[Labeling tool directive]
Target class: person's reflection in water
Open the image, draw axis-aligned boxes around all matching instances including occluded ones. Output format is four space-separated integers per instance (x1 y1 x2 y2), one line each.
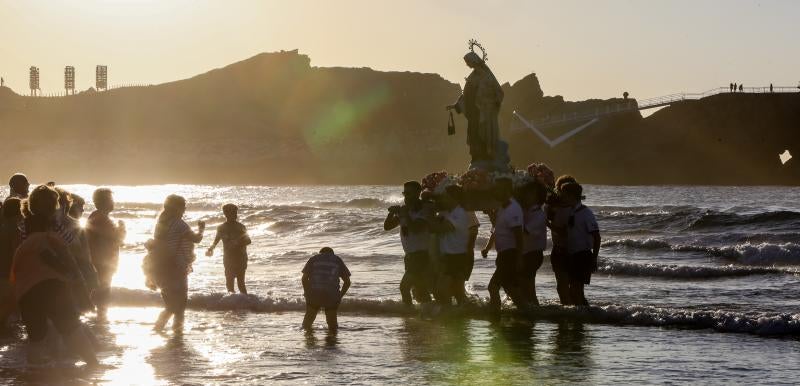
550 321 593 383
398 317 471 363
147 333 208 383
304 329 339 349
488 318 536 365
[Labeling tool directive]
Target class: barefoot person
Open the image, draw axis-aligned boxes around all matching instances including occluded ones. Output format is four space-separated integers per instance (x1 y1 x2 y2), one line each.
10 185 97 365
561 182 601 306
146 194 204 332
206 204 251 294
487 178 526 311
302 247 351 332
384 181 434 307
86 188 126 316
431 185 472 307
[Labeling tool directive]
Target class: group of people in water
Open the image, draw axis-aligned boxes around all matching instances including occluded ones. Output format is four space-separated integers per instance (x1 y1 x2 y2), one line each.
384 176 600 311
0 168 601 366
0 173 261 365
385 174 601 314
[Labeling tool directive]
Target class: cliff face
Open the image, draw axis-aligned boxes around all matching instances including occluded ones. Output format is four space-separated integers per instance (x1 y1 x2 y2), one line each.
0 51 797 185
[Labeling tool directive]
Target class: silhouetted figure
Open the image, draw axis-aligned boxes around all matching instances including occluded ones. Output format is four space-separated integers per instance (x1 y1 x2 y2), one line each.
729 83 734 92
561 182 601 306
52 188 97 314
547 175 579 305
622 91 629 100
733 83 737 93
430 185 472 307
206 204 251 294
384 181 434 306
7 173 30 200
11 185 97 365
770 83 773 93
302 247 351 332
0 77 4 87
86 188 126 316
146 194 205 332
519 182 548 306
739 84 744 92
0 198 22 329
447 46 506 169
487 178 526 312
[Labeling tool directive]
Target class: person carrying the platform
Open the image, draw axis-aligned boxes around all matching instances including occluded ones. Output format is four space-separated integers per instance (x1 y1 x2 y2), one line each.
519 182 548 306
547 175 578 305
561 182 601 306
384 181 434 307
487 178 526 311
430 185 472 306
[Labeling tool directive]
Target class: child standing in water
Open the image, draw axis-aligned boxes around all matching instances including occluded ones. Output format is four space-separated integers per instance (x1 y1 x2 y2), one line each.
561 182 601 306
206 204 251 294
302 247 351 332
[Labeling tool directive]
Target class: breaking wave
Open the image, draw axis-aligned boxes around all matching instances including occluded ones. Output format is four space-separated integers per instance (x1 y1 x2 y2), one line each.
108 289 800 336
597 259 797 279
603 239 800 266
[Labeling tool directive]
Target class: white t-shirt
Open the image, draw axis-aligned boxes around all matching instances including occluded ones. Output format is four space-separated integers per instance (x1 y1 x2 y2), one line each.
494 198 524 253
566 204 599 254
439 206 471 255
399 205 431 254
523 205 547 253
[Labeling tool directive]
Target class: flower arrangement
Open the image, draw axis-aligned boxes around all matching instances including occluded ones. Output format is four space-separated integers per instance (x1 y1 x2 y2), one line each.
527 162 555 188
459 169 491 191
422 171 449 193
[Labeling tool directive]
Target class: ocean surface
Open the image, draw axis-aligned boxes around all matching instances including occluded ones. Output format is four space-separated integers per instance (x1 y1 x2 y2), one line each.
1 184 799 385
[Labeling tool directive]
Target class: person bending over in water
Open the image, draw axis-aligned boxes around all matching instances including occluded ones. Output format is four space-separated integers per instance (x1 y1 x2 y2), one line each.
302 247 351 332
206 204 251 294
11 185 97 365
86 188 126 316
561 182 600 306
384 181 434 307
147 194 205 332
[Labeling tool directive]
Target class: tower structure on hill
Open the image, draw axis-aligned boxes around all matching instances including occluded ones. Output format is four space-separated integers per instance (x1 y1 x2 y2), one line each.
96 65 108 91
29 66 40 96
65 66 75 95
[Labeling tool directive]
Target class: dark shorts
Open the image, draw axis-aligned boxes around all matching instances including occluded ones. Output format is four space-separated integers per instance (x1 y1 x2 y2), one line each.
550 246 569 274
568 250 596 285
224 254 248 276
522 250 544 277
19 279 81 342
404 251 430 276
495 249 519 286
441 253 472 281
305 291 341 309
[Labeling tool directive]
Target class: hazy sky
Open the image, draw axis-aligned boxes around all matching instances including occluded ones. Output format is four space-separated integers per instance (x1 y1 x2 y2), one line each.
1 0 798 100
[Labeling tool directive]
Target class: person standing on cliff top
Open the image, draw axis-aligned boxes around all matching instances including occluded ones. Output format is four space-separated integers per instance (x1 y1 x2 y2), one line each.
447 42 505 168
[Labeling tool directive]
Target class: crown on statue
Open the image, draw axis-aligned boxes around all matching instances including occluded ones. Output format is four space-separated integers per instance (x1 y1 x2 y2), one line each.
468 39 488 62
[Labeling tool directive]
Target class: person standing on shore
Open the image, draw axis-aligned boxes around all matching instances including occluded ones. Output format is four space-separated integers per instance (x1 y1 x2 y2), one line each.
86 188 126 316
384 181 434 307
147 195 204 332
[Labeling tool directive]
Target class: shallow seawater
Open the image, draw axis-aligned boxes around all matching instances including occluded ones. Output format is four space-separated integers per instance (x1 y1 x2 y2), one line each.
1 184 799 384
